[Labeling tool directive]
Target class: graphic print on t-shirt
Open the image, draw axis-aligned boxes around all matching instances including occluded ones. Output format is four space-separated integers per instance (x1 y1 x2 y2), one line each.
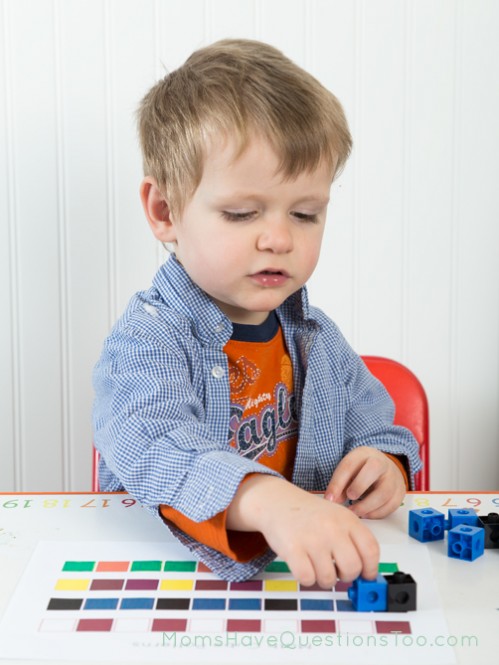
224 323 298 476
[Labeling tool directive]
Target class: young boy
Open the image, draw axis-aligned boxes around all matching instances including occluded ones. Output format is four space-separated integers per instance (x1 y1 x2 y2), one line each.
93 39 422 585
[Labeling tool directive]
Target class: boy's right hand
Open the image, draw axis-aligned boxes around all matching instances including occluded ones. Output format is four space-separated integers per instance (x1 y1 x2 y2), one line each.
226 475 379 588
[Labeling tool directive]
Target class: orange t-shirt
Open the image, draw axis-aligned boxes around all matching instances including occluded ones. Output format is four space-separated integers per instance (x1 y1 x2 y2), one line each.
159 313 298 561
159 313 409 562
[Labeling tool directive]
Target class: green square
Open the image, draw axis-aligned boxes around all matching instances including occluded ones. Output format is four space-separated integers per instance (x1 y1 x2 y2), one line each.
62 561 96 572
264 561 291 573
164 560 197 572
130 560 162 572
378 562 399 574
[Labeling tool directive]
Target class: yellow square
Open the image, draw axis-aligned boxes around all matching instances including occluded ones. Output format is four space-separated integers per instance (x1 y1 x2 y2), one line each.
159 579 194 591
55 578 90 591
264 580 298 592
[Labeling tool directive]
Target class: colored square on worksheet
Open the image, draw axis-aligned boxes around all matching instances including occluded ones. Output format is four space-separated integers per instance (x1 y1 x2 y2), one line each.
226 619 261 632
378 562 399 573
156 598 191 610
264 579 298 592
120 598 155 610
228 598 261 611
264 599 298 611
197 562 212 573
130 560 162 572
300 599 334 612
47 598 83 611
159 579 194 591
301 619 336 633
164 560 197 572
376 620 411 634
152 618 187 632
125 579 159 591
76 619 113 632
192 598 226 611
229 580 263 592
55 578 90 591
90 579 124 591
62 561 95 572
95 561 129 572
264 561 291 573
195 579 228 591
84 598 119 611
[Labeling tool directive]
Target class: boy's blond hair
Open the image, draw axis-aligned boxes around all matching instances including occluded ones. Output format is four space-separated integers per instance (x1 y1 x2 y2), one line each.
138 39 352 216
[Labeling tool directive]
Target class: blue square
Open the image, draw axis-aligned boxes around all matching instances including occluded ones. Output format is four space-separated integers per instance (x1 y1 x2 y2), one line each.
192 598 226 610
120 598 155 610
228 598 261 611
336 599 355 612
84 598 119 610
300 599 334 611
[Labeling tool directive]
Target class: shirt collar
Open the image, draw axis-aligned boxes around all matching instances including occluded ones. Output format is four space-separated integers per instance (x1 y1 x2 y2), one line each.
153 253 312 345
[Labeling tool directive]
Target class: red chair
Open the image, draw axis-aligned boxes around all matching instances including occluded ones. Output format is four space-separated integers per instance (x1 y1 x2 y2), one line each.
93 356 429 492
92 447 100 492
362 356 429 491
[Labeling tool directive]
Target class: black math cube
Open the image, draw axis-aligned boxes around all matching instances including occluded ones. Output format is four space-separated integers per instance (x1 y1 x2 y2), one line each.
478 512 499 549
383 571 417 612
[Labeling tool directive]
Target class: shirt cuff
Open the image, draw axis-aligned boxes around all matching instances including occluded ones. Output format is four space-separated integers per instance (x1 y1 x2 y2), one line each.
384 453 410 490
158 475 268 563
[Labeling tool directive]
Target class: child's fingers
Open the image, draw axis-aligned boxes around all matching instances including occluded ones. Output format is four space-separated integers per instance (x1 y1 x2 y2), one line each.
341 455 385 502
348 485 385 517
284 550 317 589
350 527 380 581
360 498 398 520
324 454 364 503
352 485 404 519
331 541 364 583
306 550 338 589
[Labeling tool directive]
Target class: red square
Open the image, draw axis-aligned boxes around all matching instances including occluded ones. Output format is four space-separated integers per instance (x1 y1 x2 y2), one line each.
227 619 261 632
301 620 336 633
152 619 187 632
375 621 411 634
76 619 113 632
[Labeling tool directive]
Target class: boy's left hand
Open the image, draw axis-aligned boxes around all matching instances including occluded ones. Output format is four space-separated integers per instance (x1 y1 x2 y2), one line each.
324 447 406 519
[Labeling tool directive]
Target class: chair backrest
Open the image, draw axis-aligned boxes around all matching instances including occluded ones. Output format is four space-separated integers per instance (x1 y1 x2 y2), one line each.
92 446 100 492
92 356 430 492
361 355 429 491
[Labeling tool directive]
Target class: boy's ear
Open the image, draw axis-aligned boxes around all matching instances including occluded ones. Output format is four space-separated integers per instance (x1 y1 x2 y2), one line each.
139 176 177 243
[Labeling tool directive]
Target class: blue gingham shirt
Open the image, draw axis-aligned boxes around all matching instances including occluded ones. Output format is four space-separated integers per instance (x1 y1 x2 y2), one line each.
93 255 422 580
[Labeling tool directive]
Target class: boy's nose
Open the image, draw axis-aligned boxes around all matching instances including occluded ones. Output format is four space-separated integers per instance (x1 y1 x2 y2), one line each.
256 218 293 254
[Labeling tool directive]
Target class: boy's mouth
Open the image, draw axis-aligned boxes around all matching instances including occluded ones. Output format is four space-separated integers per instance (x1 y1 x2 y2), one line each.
250 269 290 287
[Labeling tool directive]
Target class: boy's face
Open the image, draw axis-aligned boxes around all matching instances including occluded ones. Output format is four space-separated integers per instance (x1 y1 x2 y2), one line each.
146 135 333 324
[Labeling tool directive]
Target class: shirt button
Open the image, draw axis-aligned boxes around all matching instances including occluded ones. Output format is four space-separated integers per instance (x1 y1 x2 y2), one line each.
143 304 158 317
214 322 224 333
211 365 225 379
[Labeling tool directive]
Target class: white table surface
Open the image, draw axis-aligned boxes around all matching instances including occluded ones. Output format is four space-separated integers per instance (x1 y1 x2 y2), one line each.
0 491 498 664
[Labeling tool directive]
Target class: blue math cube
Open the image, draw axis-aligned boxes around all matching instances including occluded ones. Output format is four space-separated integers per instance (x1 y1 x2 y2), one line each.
347 575 388 612
447 524 484 561
408 508 445 542
446 508 479 530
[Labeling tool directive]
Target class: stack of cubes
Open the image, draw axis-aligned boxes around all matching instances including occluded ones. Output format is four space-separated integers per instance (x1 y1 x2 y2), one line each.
347 571 417 612
408 507 499 561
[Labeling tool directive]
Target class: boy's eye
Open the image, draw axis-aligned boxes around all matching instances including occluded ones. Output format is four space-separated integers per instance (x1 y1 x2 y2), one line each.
221 210 256 222
292 211 319 223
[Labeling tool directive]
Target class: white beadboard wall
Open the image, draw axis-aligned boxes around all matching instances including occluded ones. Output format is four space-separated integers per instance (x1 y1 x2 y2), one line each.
1 0 498 492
